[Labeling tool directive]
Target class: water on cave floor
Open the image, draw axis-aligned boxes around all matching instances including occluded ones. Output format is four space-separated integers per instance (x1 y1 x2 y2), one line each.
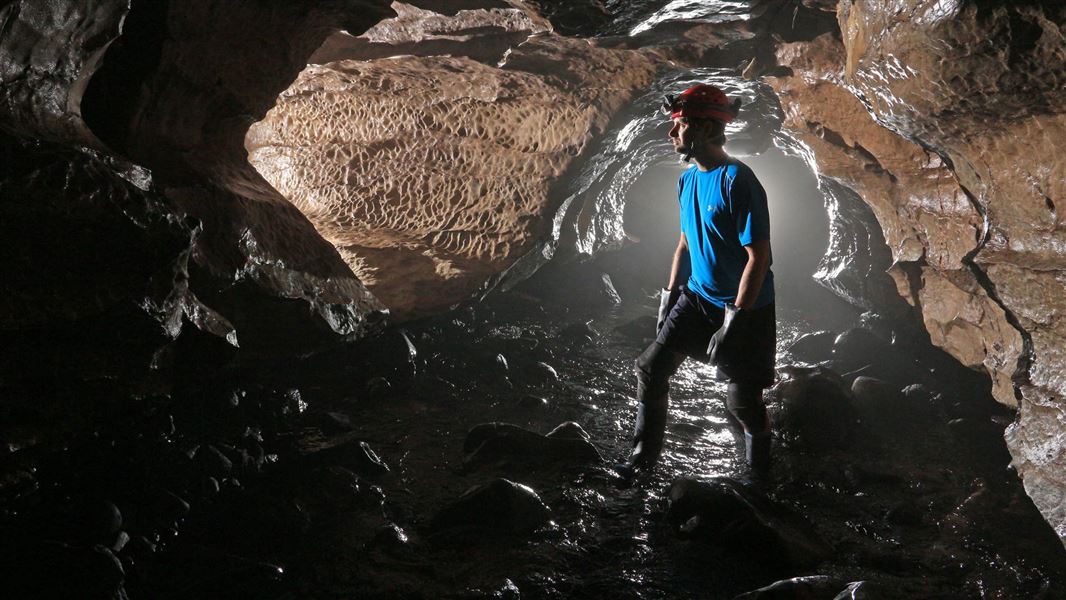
130 146 1062 599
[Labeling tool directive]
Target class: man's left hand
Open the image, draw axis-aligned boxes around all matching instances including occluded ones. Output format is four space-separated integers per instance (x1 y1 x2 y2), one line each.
707 304 743 365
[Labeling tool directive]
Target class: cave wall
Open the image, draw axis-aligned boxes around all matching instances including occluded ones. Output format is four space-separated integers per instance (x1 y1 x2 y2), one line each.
769 0 1066 542
247 18 656 319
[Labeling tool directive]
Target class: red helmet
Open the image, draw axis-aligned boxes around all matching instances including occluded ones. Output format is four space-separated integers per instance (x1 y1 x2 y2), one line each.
661 83 741 122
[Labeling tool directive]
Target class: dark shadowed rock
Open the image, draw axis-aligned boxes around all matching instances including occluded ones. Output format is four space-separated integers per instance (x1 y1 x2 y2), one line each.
786 330 836 363
516 394 550 410
429 478 551 539
463 422 602 471
734 575 843 599
668 478 830 570
294 466 384 514
560 321 597 341
832 328 918 383
773 369 858 451
294 432 390 478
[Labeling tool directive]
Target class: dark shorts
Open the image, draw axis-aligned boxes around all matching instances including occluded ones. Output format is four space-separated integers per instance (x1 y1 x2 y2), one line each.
656 288 776 388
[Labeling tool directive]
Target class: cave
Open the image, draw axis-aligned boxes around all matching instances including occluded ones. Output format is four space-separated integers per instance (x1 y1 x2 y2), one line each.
2 1 1065 598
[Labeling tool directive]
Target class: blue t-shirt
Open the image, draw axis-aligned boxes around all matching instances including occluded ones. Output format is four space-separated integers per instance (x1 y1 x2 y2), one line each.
677 160 774 308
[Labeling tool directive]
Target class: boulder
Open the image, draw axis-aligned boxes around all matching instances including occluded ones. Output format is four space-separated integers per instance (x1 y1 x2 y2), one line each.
773 369 858 451
786 330 836 363
463 422 602 471
429 478 551 538
668 478 830 571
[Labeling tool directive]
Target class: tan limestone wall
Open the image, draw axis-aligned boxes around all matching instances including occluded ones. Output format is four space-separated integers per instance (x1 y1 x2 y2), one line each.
771 0 1066 543
248 34 656 320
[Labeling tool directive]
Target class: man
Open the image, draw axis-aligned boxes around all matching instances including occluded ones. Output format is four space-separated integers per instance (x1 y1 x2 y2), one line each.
617 83 776 479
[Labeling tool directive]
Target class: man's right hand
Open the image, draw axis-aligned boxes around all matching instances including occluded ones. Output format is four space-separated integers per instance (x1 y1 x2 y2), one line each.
657 288 681 335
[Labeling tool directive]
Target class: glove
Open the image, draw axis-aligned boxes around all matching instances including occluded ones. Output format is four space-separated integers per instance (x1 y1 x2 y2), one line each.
656 288 681 335
707 303 743 366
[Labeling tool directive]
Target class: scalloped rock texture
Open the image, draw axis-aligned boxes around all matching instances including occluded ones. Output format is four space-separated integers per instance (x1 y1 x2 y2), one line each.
248 29 656 319
771 1 1066 542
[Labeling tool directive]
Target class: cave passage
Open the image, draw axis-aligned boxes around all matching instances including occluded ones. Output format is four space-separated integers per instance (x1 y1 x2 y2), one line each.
4 0 1066 598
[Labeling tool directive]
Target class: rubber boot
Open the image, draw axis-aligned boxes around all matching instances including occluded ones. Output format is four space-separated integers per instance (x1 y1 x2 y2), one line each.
615 391 668 480
744 429 771 478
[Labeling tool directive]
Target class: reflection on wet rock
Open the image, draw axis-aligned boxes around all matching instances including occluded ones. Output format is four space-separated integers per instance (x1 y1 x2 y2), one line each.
733 575 842 600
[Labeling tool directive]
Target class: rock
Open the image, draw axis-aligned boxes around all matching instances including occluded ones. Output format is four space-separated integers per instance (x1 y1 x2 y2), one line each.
560 321 597 341
494 578 521 599
68 498 123 546
429 479 551 538
308 410 354 433
368 522 411 553
110 531 130 553
516 395 549 410
527 361 559 384
850 376 904 424
365 376 393 398
668 478 830 570
295 466 384 514
832 328 893 375
297 434 390 478
462 422 602 471
773 369 858 451
857 311 895 343
599 273 622 306
734 575 843 599
156 490 191 522
545 421 591 441
194 444 234 477
786 330 836 363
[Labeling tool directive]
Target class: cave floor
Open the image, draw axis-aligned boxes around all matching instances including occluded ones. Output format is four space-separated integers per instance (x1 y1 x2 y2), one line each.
4 267 1066 599
154 287 1066 597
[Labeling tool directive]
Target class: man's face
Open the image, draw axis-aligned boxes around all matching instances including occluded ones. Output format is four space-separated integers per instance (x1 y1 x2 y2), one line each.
668 118 697 155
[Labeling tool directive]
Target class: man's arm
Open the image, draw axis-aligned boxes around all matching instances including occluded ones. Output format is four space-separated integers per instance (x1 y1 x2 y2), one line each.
667 232 690 290
735 239 771 309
